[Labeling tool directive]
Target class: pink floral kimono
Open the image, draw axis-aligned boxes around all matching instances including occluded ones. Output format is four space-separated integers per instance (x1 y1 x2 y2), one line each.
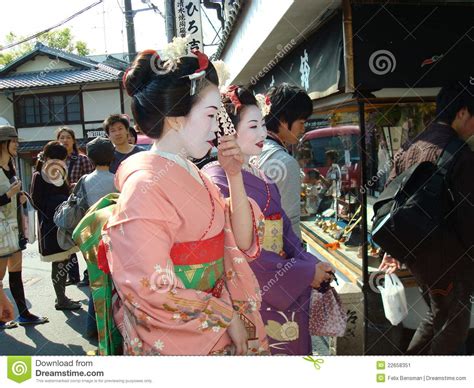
102 152 269 355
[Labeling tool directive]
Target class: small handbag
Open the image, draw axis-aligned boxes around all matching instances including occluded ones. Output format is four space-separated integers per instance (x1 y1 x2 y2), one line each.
54 177 89 232
309 286 347 337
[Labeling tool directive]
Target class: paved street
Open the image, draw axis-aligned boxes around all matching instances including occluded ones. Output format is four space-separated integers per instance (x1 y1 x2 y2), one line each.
0 242 97 356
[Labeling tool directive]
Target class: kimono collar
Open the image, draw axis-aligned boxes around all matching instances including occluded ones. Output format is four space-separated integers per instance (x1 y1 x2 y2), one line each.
150 149 203 185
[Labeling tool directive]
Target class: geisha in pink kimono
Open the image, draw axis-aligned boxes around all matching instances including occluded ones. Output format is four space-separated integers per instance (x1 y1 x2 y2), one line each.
203 86 335 355
101 50 269 355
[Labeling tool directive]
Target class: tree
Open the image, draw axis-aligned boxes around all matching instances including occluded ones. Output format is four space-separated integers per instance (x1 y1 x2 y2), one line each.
0 28 91 66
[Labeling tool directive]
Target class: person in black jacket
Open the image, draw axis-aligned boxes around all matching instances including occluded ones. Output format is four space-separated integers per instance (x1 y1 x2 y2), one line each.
380 82 474 355
30 141 81 310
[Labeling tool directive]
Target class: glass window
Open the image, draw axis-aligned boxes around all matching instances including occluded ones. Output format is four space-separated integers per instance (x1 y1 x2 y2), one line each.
17 93 82 126
307 134 360 168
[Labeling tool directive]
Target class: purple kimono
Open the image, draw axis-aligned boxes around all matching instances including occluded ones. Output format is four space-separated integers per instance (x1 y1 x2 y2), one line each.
204 163 319 355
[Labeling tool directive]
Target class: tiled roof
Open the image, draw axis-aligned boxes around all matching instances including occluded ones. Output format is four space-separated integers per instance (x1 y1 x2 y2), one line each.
212 0 244 60
18 138 90 153
0 43 123 90
0 67 121 90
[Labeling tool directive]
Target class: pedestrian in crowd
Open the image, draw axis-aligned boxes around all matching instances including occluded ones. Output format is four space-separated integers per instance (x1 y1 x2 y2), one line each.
255 83 313 238
81 136 118 338
57 127 94 286
203 85 334 355
103 114 144 174
317 150 342 213
30 141 81 310
0 125 48 328
379 82 474 355
305 169 323 216
128 126 138 145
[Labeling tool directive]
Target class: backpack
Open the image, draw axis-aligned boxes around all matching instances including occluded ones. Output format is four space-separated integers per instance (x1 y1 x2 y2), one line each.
54 177 89 250
371 137 465 264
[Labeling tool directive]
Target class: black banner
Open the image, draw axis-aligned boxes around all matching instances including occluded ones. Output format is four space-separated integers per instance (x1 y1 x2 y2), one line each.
352 4 474 90
253 12 344 97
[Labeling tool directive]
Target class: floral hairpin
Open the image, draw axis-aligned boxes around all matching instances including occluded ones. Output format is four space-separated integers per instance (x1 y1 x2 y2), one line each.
212 60 230 88
162 37 188 71
255 93 272 117
216 105 237 144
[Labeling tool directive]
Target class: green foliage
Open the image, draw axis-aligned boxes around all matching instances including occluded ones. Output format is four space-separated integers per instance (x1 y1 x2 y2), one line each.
0 28 91 66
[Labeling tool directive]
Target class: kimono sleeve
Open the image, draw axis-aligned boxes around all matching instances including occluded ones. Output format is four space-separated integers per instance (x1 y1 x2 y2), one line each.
205 167 263 262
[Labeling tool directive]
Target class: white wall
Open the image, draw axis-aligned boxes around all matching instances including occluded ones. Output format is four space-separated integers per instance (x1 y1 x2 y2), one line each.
82 89 121 122
18 124 83 142
0 94 15 124
14 55 74 73
123 93 133 121
222 0 293 82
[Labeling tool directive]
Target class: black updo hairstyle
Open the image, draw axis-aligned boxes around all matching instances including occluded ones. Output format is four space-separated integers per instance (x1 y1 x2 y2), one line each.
265 83 313 134
221 85 258 129
123 49 219 139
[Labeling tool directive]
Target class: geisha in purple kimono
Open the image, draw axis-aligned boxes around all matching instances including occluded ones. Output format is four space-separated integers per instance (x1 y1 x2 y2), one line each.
203 86 335 355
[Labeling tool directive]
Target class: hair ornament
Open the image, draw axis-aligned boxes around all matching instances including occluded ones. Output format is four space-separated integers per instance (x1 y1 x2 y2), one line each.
255 93 272 117
216 104 237 144
212 60 230 88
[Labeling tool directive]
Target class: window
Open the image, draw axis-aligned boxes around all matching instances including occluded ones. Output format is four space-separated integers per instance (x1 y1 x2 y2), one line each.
306 135 360 168
16 93 81 126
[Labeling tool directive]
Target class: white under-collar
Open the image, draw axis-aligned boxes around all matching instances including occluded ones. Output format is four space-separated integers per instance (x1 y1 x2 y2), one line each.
149 149 203 185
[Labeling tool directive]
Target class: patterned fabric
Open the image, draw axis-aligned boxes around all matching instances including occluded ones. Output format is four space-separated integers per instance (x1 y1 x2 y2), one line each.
72 193 123 356
101 152 269 355
204 164 319 355
171 232 225 291
262 214 284 256
67 152 94 185
309 288 347 337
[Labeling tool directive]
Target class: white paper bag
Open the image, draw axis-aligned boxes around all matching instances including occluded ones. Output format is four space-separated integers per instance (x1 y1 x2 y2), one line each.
22 199 36 244
377 274 408 326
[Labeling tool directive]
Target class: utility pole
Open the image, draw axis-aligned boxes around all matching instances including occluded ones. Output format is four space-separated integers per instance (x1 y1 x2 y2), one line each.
124 0 137 62
164 0 175 43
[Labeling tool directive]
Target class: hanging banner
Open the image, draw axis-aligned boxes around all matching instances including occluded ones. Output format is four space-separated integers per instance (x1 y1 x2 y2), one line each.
252 13 344 99
175 0 204 52
352 3 474 89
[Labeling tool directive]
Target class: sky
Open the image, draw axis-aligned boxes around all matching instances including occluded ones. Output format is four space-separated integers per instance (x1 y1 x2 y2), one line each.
1 0 220 57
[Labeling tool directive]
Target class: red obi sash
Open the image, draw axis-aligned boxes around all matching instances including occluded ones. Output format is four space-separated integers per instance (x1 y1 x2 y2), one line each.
170 231 225 298
170 230 225 265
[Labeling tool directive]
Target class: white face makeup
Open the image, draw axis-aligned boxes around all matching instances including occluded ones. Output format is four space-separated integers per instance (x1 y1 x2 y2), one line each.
179 84 220 159
235 105 267 158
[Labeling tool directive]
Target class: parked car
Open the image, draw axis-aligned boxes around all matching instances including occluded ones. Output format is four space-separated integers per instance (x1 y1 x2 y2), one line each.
297 125 361 191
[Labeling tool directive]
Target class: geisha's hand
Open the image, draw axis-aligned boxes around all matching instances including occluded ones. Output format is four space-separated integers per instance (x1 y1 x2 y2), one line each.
311 262 335 289
228 312 248 355
218 135 244 177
